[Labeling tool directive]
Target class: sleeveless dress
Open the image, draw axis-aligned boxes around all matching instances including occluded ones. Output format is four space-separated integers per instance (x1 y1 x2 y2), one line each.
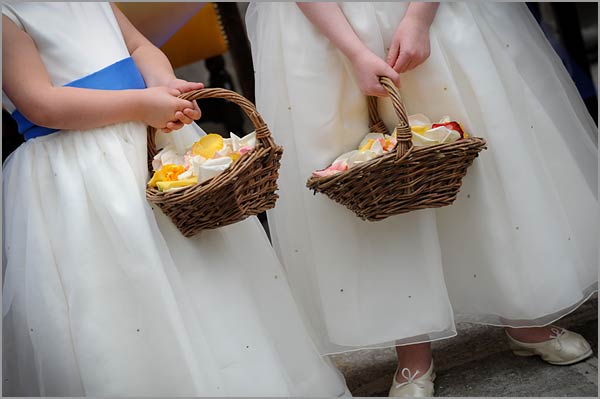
246 2 598 355
2 3 349 396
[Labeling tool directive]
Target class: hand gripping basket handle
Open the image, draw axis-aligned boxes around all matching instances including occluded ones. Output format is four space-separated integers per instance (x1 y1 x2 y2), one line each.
367 76 413 159
147 88 275 159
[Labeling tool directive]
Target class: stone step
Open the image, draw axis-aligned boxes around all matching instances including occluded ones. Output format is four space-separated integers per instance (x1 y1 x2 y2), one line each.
332 295 598 397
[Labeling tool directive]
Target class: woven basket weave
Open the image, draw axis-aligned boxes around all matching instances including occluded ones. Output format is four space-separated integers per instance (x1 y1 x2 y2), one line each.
147 88 283 237
306 77 487 221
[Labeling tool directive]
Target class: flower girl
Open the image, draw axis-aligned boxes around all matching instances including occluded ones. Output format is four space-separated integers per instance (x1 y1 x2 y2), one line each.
247 2 597 396
2 2 348 396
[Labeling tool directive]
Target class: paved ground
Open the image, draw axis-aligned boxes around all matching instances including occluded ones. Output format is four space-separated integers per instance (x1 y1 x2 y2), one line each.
332 295 598 397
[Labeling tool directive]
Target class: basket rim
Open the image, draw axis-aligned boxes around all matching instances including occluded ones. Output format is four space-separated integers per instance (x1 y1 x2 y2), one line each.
306 136 487 187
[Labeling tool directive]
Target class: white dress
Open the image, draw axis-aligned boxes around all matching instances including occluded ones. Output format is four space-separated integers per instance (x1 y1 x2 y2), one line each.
2 3 349 396
246 2 598 355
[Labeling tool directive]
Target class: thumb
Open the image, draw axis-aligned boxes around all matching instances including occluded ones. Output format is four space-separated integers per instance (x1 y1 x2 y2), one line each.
179 81 205 93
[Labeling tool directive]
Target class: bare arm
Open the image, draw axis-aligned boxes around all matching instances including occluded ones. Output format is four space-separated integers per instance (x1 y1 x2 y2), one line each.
404 2 439 28
387 2 439 72
297 2 399 96
111 3 177 88
297 2 369 64
110 4 203 130
2 16 193 131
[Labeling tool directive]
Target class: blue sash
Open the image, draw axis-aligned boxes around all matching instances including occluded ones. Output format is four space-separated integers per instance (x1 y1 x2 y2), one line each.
11 57 147 141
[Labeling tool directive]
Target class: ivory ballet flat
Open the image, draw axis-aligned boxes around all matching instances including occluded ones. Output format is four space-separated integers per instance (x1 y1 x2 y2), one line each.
506 327 593 365
388 361 436 397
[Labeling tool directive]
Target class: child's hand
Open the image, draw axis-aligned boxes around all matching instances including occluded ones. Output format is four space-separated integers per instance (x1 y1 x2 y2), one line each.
386 16 432 73
140 86 196 131
350 49 400 97
166 78 204 94
164 79 204 132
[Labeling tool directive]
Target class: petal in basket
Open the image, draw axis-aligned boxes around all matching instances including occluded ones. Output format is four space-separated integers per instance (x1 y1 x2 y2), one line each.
311 114 467 178
148 132 256 193
306 76 486 221
146 87 283 237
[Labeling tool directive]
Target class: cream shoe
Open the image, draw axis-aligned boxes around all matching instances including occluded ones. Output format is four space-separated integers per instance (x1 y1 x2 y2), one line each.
388 361 436 397
506 327 593 365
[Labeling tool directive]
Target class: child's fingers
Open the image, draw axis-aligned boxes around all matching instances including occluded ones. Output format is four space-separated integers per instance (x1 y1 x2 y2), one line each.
176 98 194 111
175 111 193 125
393 50 411 73
166 120 184 132
367 79 388 97
371 86 387 97
386 42 400 67
183 106 201 121
404 60 416 72
177 81 205 93
379 65 400 88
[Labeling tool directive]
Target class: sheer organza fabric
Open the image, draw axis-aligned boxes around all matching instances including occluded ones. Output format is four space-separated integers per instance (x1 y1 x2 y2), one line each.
2 3 348 396
246 2 598 355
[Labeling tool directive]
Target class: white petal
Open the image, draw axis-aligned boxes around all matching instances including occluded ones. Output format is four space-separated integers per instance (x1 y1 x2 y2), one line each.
370 139 384 155
423 126 453 142
197 157 233 183
441 130 461 143
347 150 377 166
178 169 194 180
239 131 257 149
333 150 359 164
408 113 431 127
412 132 438 147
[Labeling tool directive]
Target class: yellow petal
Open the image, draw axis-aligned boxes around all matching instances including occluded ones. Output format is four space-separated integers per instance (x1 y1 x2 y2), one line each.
458 122 469 138
359 139 374 152
192 134 224 159
157 177 198 192
148 170 165 188
147 164 185 188
228 152 241 162
411 125 429 135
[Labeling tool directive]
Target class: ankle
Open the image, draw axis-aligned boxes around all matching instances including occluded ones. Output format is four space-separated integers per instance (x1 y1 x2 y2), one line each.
505 326 560 343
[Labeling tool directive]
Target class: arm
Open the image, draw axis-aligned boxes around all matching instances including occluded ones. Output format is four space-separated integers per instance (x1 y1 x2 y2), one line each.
111 3 180 88
387 2 439 73
2 16 193 131
297 2 399 96
111 3 202 131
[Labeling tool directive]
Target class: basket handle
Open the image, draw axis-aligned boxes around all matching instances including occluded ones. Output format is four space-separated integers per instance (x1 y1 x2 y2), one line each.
147 87 275 160
367 76 413 158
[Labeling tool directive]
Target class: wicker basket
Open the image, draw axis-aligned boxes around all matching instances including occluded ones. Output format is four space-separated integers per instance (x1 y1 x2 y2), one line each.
306 77 487 221
147 88 283 237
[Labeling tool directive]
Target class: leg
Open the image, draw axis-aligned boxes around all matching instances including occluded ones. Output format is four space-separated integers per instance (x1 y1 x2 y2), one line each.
505 325 562 343
389 342 436 397
394 343 433 383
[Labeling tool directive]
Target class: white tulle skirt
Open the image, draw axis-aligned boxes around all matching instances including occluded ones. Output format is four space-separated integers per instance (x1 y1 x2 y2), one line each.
246 2 598 355
2 122 348 396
